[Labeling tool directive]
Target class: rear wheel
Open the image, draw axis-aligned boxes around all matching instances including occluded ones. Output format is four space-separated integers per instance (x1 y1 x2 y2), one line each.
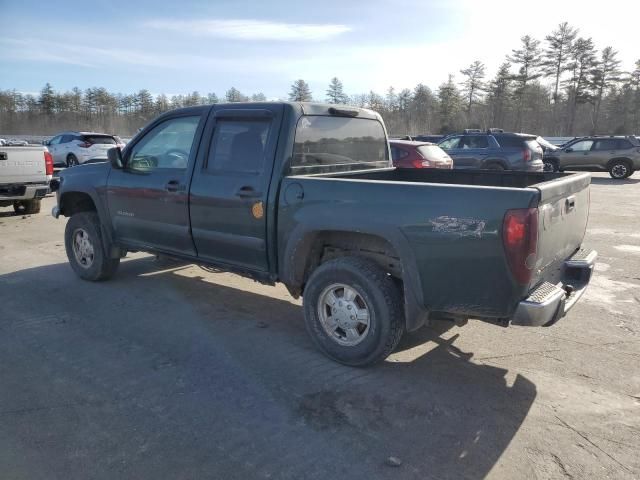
608 159 632 179
303 256 404 367
13 199 41 215
65 211 119 281
66 154 79 168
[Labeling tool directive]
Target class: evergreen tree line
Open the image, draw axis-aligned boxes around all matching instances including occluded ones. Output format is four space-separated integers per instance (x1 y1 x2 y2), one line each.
1 22 639 137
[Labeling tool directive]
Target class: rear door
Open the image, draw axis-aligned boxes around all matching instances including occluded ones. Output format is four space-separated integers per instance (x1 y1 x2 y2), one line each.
591 138 619 168
459 135 490 168
107 110 207 255
189 104 283 271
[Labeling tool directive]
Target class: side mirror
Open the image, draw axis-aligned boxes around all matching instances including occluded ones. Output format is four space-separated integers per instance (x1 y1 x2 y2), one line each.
108 146 124 169
564 147 573 153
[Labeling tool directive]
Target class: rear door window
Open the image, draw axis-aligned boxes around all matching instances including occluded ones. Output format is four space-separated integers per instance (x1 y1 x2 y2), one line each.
592 139 618 150
461 136 488 149
390 145 409 160
206 119 272 174
496 136 526 148
616 139 633 150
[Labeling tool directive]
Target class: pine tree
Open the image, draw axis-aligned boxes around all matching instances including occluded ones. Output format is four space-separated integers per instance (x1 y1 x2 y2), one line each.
542 22 577 104
385 86 398 111
591 46 622 133
508 35 542 130
39 83 55 116
325 77 348 104
459 60 486 115
486 62 512 127
289 79 312 102
564 37 597 134
206 92 219 104
251 92 267 101
437 75 462 133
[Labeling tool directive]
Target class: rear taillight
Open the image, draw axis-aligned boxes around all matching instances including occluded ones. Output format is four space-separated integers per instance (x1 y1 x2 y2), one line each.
523 148 531 162
78 141 92 148
44 151 54 175
503 208 538 284
411 159 431 168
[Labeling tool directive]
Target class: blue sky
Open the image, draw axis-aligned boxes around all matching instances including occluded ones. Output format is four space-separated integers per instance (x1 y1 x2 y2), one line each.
2 0 639 99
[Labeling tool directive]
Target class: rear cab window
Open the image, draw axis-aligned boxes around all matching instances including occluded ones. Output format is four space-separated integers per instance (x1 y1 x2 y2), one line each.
84 135 117 145
291 116 389 174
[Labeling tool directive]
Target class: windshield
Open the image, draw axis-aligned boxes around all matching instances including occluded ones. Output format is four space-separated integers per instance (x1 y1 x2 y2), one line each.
291 115 389 174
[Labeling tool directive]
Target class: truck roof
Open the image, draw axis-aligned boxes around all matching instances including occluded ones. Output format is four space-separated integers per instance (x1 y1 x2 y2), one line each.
167 102 382 121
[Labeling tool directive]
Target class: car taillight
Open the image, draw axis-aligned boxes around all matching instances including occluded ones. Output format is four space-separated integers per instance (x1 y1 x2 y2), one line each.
411 159 433 168
78 141 92 148
503 208 538 285
44 151 54 175
523 148 531 162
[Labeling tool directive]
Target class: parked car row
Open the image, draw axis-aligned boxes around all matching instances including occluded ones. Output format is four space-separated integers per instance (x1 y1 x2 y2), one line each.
0 138 29 146
390 129 639 179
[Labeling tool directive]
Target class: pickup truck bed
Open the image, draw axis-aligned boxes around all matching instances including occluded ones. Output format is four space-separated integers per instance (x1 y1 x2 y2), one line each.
54 102 596 366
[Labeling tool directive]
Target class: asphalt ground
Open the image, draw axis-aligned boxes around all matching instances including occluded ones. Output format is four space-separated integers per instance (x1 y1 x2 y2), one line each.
1 172 639 479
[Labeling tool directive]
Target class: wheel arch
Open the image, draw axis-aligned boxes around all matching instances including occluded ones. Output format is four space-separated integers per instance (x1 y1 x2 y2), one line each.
281 227 428 332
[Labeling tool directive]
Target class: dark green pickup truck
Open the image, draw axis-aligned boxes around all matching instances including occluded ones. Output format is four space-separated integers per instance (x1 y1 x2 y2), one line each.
53 102 596 366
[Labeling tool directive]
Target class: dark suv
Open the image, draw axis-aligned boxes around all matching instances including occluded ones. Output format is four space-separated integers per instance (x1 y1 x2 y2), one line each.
438 129 544 171
543 136 640 179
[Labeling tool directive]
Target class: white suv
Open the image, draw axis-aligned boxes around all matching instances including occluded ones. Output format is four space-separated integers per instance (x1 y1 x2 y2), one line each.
46 131 124 167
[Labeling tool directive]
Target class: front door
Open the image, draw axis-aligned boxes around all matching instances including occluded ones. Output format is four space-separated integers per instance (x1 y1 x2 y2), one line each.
107 112 206 256
189 105 283 271
560 139 594 169
439 135 467 168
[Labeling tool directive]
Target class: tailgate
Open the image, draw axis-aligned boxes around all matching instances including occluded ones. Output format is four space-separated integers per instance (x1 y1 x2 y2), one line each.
532 172 591 287
0 147 47 184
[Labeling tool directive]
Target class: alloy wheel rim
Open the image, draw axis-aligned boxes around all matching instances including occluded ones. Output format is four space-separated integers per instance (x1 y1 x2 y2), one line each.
612 164 627 178
317 283 371 346
72 228 95 268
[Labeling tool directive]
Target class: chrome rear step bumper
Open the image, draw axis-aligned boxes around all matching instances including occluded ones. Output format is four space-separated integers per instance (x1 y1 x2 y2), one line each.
511 249 597 327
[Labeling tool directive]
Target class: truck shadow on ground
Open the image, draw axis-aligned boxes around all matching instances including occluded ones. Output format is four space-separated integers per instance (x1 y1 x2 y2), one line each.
1 257 537 480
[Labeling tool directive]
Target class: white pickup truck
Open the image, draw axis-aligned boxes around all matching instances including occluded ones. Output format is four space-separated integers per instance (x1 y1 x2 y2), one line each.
0 145 53 214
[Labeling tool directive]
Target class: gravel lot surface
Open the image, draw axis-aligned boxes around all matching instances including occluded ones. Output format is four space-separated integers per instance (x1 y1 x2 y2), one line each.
1 172 639 479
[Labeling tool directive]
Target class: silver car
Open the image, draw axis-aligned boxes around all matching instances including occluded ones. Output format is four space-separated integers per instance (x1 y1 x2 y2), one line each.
46 131 124 167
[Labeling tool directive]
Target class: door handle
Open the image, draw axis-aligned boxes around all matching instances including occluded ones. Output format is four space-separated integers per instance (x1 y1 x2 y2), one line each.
165 180 183 192
235 186 262 198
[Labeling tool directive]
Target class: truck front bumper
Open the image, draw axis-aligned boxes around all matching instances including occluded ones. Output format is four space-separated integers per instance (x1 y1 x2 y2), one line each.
511 249 597 327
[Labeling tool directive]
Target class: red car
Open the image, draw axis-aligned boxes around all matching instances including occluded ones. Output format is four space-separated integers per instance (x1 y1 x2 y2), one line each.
389 140 453 169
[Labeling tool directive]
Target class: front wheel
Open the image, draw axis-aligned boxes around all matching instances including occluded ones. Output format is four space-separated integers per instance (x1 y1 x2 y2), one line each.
543 159 559 172
608 159 632 179
303 256 404 367
66 154 79 168
64 211 120 281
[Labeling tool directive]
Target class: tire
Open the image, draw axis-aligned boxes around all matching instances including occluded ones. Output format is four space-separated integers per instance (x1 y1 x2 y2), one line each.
608 159 632 179
543 158 559 173
66 154 79 168
64 211 120 281
13 199 41 215
303 256 404 367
